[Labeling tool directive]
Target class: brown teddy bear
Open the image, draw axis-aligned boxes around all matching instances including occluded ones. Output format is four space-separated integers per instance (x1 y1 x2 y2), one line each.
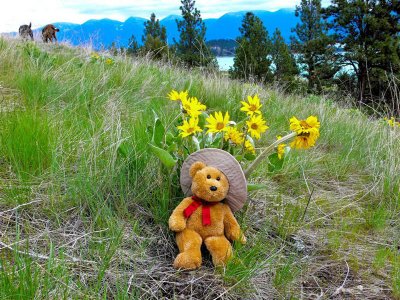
169 149 247 270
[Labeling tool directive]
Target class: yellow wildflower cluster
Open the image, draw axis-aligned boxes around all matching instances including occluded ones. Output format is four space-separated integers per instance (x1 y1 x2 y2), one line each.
383 117 400 127
167 90 320 162
168 90 207 137
90 52 114 65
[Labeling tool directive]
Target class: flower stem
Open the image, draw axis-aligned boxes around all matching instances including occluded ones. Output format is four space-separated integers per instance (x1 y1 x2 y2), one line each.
244 132 296 178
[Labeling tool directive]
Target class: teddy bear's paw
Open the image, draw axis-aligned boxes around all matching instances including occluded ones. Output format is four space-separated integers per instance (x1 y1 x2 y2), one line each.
173 252 201 270
168 218 186 232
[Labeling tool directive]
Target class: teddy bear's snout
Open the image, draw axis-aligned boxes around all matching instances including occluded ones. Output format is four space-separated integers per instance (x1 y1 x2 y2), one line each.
210 186 218 191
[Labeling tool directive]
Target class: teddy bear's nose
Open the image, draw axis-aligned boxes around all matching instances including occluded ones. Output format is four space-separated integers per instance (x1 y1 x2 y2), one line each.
210 186 218 191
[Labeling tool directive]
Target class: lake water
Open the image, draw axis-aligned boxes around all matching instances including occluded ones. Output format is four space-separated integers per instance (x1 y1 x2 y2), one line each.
217 56 234 71
216 56 354 75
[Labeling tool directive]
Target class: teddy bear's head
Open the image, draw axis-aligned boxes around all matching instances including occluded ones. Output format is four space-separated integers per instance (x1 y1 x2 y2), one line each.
189 161 229 202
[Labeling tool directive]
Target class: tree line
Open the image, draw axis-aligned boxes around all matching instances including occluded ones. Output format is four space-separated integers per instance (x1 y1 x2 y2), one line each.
125 0 400 113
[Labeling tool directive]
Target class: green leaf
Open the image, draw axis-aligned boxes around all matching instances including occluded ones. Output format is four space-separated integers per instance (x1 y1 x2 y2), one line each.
167 142 177 153
244 153 256 161
235 154 244 161
268 152 284 172
117 143 129 158
198 112 208 129
152 111 165 147
247 183 269 192
165 132 175 145
211 132 223 148
148 143 177 169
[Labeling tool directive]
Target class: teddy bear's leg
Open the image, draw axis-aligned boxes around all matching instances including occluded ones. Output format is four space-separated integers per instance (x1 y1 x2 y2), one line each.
204 235 232 267
173 228 202 270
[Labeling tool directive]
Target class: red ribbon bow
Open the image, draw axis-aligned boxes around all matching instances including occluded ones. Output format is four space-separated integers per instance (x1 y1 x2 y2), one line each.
183 196 216 226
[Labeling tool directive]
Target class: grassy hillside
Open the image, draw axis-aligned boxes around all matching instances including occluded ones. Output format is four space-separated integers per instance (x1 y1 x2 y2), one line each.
0 37 399 299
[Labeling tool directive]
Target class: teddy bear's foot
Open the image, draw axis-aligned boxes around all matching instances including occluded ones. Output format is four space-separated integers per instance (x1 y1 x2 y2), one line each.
205 236 232 267
173 251 202 270
174 228 202 270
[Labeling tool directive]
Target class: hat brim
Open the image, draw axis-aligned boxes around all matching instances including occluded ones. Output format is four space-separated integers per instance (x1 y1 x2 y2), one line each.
180 148 247 212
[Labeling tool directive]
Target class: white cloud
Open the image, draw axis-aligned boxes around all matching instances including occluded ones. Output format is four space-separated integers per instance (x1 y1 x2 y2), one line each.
0 0 330 33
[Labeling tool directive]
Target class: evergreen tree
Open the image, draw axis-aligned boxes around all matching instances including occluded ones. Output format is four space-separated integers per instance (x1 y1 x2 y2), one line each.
127 35 140 56
175 0 216 67
142 13 168 59
323 0 400 107
230 12 273 82
291 0 339 93
271 28 299 86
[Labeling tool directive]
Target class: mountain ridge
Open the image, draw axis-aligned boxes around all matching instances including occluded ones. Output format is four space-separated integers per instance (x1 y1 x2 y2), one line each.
14 9 298 49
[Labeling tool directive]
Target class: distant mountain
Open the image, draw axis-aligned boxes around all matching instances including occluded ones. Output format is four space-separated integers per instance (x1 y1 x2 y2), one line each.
25 9 298 50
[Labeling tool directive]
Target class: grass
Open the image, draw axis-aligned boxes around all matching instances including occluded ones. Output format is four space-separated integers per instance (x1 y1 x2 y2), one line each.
0 36 399 299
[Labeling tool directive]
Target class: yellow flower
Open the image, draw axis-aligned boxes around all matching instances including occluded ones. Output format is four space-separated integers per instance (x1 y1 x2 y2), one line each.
105 58 114 65
245 139 255 154
224 127 244 145
246 114 269 139
276 136 286 160
91 52 100 60
177 118 202 138
290 116 320 136
289 116 320 149
182 97 206 118
205 111 230 133
168 90 188 101
290 135 317 149
384 117 398 127
240 94 262 116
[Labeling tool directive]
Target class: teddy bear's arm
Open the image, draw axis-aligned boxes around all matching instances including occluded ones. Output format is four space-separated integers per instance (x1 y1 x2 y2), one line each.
168 197 193 232
223 206 246 244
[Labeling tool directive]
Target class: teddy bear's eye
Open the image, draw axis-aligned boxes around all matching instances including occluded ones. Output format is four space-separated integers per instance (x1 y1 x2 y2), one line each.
207 175 211 179
216 177 220 181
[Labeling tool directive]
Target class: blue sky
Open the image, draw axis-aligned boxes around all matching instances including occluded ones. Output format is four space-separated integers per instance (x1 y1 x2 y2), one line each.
1 0 331 32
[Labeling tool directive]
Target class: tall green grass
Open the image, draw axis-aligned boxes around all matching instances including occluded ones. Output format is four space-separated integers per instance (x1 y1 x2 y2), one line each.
0 36 399 298
0 109 53 180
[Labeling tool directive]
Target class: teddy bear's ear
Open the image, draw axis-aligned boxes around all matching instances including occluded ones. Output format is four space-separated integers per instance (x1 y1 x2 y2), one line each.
189 161 206 177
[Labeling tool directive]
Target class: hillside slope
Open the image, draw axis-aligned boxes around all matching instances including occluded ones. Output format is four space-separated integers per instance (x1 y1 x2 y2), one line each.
0 38 399 299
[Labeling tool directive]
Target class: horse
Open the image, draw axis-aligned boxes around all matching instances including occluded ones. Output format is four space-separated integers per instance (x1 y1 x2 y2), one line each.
42 24 60 43
19 23 33 41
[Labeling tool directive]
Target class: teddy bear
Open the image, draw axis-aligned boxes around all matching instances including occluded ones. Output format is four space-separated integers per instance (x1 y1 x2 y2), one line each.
169 148 247 270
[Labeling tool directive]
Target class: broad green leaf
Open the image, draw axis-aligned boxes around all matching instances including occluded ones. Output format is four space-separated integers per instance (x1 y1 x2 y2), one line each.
148 143 177 169
167 143 177 153
244 153 256 161
211 132 223 148
165 132 175 145
152 111 164 147
235 154 244 161
268 152 284 172
247 183 269 192
198 112 208 129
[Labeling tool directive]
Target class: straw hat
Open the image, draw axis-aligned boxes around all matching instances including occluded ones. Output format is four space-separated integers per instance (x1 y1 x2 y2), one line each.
180 148 247 212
